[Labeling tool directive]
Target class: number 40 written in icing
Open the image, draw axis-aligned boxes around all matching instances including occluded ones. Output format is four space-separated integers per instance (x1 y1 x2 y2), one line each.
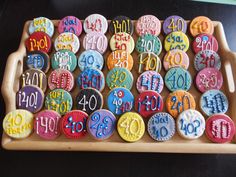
138 53 161 73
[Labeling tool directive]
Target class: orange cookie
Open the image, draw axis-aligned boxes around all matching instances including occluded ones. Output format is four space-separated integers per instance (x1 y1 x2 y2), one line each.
190 16 214 37
166 90 196 118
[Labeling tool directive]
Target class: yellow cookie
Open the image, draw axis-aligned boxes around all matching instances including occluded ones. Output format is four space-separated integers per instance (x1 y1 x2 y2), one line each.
190 16 214 37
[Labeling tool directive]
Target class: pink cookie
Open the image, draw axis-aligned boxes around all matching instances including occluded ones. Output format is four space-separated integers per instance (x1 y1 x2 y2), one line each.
34 110 61 140
48 68 74 91
136 71 164 93
195 67 223 93
58 16 83 36
163 49 189 71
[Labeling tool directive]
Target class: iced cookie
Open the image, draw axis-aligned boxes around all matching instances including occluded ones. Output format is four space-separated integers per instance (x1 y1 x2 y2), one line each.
109 15 133 34
58 16 82 36
29 17 54 37
138 52 161 73
163 15 187 35
190 16 214 37
83 14 108 34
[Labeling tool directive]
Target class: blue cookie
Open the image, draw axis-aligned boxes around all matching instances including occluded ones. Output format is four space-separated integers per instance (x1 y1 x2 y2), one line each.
200 89 228 116
107 87 134 115
147 112 175 141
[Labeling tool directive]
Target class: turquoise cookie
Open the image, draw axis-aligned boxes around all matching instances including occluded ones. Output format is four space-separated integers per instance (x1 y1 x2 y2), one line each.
164 67 192 92
136 34 162 55
106 67 133 90
200 89 228 116
107 87 134 115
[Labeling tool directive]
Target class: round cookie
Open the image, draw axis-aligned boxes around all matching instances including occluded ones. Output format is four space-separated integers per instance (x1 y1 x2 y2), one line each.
61 110 88 139
147 112 175 141
136 34 162 55
16 85 44 113
83 32 108 54
194 50 221 71
190 16 214 37
163 49 189 70
29 17 54 37
3 109 34 139
106 67 133 90
192 33 218 54
177 109 206 139
107 50 133 71
76 88 103 115
54 32 80 53
166 90 196 118
87 109 116 140
107 87 134 115
25 31 51 53
48 69 74 91
136 15 161 36
136 71 164 93
135 90 164 119
138 52 161 73
163 15 187 35
164 31 189 52
51 49 77 72
45 89 73 115
109 15 133 34
34 110 61 140
77 68 105 91
26 51 50 73
195 67 223 93
78 50 104 71
109 32 135 54
58 16 82 36
117 112 145 142
206 114 236 143
83 14 108 34
164 67 192 92
200 89 228 116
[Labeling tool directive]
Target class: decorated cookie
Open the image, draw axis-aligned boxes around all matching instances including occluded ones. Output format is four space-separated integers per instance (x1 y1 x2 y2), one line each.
25 31 51 53
78 50 104 71
190 16 214 37
34 110 61 140
135 90 164 119
77 68 105 91
109 15 133 34
106 67 133 90
29 17 54 37
54 32 80 53
206 114 236 143
51 49 77 72
164 67 192 92
117 112 145 142
163 15 187 35
107 50 133 71
135 15 161 36
87 109 116 140
195 67 223 93
45 89 73 115
48 69 74 91
76 88 103 115
200 89 228 116
163 49 189 70
16 85 44 113
107 87 134 115
61 110 88 139
147 112 175 141
58 16 82 36
138 52 161 73
26 51 50 73
83 14 108 34
166 90 196 118
194 50 221 71
136 34 162 55
83 32 108 54
109 32 135 53
3 109 34 139
177 109 206 139
136 71 164 93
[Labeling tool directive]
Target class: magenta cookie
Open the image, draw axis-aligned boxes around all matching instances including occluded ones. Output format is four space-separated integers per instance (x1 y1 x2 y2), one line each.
58 16 83 36
195 67 223 93
34 110 61 140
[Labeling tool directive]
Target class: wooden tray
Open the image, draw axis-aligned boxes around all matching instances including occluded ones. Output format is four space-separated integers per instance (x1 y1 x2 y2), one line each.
2 20 236 153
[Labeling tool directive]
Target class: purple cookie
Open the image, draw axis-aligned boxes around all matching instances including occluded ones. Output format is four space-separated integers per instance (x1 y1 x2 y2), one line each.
58 16 83 36
163 15 187 35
